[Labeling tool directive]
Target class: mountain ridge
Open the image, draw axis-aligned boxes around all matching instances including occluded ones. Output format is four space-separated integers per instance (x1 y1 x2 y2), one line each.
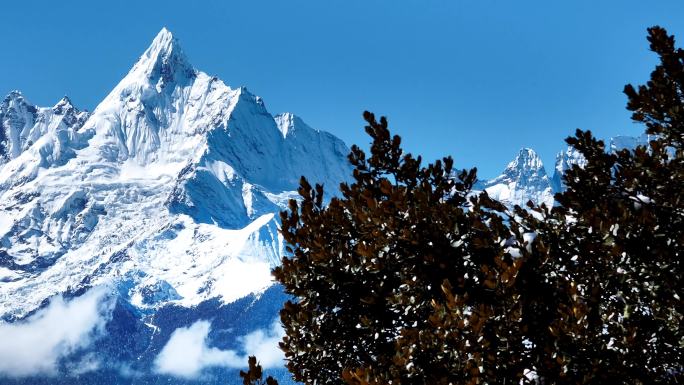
0 28 353 321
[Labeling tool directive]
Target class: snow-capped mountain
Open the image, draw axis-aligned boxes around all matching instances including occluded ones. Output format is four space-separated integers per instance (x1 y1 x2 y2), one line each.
0 91 89 166
481 134 652 209
480 148 555 208
0 28 351 384
551 146 587 193
609 134 652 152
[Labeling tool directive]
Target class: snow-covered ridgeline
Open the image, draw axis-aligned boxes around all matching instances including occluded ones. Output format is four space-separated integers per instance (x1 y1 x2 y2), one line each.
478 135 652 209
0 28 352 319
480 148 554 208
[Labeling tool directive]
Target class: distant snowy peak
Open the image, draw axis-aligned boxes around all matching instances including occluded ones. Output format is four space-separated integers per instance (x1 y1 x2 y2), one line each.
550 134 652 192
480 132 658 210
486 148 549 190
482 148 554 208
609 134 652 152
500 148 546 182
551 146 586 192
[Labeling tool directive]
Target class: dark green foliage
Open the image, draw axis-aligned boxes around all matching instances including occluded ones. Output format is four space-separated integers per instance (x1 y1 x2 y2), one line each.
239 356 279 385
274 111 533 384
510 25 683 383
624 26 684 150
270 26 683 385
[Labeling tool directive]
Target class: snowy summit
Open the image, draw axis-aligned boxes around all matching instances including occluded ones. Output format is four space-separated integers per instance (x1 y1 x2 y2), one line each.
482 148 554 208
0 28 352 319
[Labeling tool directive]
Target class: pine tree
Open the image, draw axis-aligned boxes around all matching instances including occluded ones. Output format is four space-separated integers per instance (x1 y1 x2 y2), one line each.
269 26 683 385
511 26 683 383
274 112 536 384
239 356 279 385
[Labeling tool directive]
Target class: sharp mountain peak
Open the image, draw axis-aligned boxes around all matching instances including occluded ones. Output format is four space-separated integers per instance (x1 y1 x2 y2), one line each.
124 27 195 86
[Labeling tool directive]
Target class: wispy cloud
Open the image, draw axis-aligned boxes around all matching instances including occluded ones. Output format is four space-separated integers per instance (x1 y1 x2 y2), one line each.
153 320 238 378
0 286 114 377
240 319 286 369
65 353 101 376
154 318 284 378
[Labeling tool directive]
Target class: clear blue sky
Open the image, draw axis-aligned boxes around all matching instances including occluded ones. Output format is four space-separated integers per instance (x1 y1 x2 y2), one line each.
1 0 682 178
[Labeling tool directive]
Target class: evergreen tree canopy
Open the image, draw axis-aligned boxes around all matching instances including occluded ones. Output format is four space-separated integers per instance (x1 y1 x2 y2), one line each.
512 25 682 383
275 111 536 384
270 26 683 385
239 356 279 385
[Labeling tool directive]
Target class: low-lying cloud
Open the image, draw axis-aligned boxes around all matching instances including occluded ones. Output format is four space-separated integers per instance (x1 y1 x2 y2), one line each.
0 286 113 377
240 320 286 369
154 319 284 378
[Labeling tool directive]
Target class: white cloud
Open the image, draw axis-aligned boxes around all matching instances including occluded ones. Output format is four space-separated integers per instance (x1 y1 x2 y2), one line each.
65 353 101 376
0 286 113 377
154 318 284 378
240 319 285 368
153 321 239 378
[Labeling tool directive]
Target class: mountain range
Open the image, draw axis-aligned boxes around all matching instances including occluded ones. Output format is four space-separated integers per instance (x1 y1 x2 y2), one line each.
0 28 648 384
